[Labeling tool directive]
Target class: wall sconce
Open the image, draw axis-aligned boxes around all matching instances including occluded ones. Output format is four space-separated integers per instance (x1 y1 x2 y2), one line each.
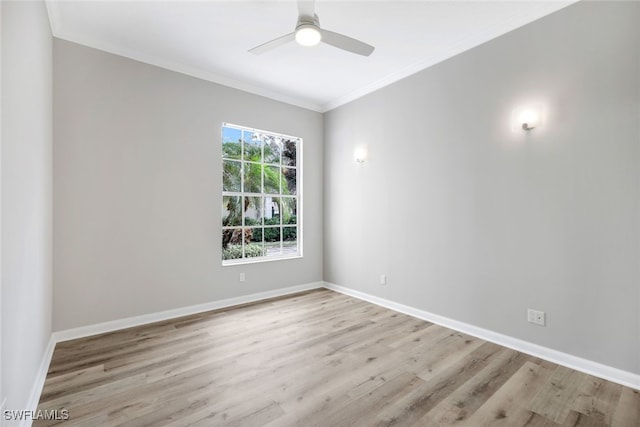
512 106 542 131
354 145 368 164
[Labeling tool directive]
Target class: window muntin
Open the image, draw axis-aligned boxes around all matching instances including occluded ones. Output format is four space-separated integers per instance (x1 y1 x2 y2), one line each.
222 123 301 264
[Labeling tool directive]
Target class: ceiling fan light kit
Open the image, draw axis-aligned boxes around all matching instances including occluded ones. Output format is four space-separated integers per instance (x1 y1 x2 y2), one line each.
249 0 374 56
295 22 322 46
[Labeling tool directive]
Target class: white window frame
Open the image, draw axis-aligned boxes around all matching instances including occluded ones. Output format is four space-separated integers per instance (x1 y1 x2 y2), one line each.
221 123 302 265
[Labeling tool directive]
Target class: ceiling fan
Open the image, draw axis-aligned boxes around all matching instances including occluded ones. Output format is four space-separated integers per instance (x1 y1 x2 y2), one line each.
249 0 375 57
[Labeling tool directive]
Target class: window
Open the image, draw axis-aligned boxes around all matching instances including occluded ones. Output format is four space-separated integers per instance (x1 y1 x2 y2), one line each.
221 123 301 264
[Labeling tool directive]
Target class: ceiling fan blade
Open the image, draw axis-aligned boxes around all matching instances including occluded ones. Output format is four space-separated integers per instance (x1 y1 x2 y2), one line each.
249 32 295 55
320 30 375 56
297 0 315 19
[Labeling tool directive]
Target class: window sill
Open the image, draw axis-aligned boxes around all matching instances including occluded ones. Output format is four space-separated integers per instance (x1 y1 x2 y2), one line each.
222 254 303 267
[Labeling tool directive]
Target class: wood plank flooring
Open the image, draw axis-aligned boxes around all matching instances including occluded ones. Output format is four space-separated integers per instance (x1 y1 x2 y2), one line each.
35 289 639 426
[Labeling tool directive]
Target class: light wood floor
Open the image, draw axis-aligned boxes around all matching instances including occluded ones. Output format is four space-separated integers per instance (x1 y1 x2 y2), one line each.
36 289 639 426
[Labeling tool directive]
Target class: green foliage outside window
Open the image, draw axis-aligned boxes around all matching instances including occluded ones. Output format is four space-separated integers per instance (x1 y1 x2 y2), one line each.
222 124 300 263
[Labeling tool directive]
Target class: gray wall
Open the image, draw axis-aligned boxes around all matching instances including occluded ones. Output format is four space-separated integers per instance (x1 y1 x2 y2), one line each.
324 1 639 374
1 0 53 415
53 40 323 331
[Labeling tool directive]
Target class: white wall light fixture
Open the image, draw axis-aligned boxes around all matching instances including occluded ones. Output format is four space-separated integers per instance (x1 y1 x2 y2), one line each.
354 145 368 164
512 106 542 131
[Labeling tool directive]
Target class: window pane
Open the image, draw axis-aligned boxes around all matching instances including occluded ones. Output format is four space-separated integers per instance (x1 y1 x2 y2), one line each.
245 228 265 258
223 160 241 192
264 197 280 225
252 227 263 243
282 167 296 195
282 198 297 225
263 135 281 165
264 166 281 194
222 228 243 260
221 124 300 264
283 139 296 166
222 127 242 160
243 131 261 162
283 227 297 255
243 162 261 194
244 197 263 226
222 196 241 227
264 227 281 256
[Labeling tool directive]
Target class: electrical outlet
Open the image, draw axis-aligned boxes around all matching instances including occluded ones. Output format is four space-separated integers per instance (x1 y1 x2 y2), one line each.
239 273 245 282
380 274 387 285
527 309 545 326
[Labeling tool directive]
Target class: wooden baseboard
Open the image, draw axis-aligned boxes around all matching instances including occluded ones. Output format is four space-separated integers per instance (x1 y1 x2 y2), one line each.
324 281 640 390
21 282 324 427
53 282 324 343
27 278 636 427
20 336 56 427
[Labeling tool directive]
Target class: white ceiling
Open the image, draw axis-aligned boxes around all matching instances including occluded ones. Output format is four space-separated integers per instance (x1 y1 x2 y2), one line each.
46 1 576 112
